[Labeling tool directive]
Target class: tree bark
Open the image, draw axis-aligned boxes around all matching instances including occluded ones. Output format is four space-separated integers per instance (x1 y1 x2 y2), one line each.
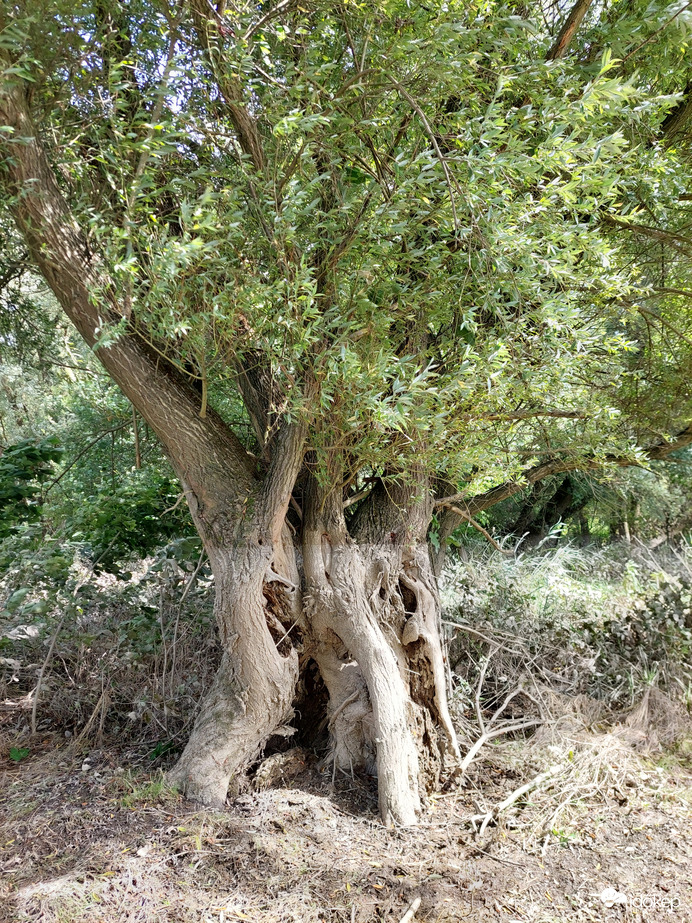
546 0 594 61
169 529 300 805
303 477 422 825
510 475 591 540
662 80 692 145
302 470 459 826
0 69 309 808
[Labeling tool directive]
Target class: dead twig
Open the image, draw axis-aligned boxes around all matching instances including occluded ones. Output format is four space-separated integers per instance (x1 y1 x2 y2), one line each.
442 620 528 658
74 683 110 747
460 718 543 775
459 647 543 774
30 614 66 736
399 896 421 923
470 763 563 836
168 550 207 700
30 535 119 735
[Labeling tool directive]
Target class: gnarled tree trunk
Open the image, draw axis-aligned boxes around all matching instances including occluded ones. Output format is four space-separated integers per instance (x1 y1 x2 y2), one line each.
1 64 460 827
301 470 460 826
168 533 300 806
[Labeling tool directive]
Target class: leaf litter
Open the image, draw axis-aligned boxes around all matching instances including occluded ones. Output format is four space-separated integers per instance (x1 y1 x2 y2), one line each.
1 708 691 923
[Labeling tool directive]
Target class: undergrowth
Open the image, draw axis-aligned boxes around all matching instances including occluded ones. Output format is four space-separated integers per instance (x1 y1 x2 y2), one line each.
0 531 218 760
2 534 691 790
442 539 692 710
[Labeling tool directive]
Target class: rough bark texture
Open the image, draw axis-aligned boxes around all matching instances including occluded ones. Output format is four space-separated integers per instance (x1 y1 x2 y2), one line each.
301 471 460 826
302 479 422 825
662 80 692 146
168 534 300 805
546 0 594 61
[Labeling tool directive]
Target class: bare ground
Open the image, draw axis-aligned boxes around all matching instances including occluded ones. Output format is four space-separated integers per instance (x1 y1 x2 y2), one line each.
1 729 691 923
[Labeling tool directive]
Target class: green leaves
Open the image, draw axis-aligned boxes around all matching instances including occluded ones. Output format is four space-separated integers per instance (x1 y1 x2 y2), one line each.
0 438 63 537
3 0 692 495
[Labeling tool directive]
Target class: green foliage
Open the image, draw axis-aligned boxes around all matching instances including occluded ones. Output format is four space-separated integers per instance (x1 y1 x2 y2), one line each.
9 746 29 762
1 324 197 572
483 452 692 545
118 771 181 808
0 437 62 536
3 0 692 494
443 543 692 704
148 739 177 762
61 469 195 573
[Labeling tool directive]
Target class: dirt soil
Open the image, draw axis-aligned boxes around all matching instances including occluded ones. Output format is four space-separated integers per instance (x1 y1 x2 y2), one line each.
1 734 691 923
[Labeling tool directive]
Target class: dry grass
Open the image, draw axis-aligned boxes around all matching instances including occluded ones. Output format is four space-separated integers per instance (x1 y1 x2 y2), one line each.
3 543 692 920
2 709 692 923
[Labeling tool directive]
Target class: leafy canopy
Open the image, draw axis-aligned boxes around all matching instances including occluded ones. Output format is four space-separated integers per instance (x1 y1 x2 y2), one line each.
2 0 692 492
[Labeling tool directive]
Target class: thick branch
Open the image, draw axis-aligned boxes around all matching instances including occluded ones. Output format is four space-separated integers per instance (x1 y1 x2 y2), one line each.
661 80 692 145
0 73 256 526
258 415 308 539
350 470 433 547
437 423 692 548
188 0 266 171
601 215 692 256
234 350 277 451
546 0 594 61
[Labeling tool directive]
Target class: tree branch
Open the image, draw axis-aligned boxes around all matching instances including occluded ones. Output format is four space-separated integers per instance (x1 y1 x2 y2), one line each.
188 0 266 171
660 78 692 145
546 0 594 61
0 69 257 521
438 503 512 554
437 422 692 549
622 2 692 66
243 0 297 42
0 252 28 290
601 215 692 256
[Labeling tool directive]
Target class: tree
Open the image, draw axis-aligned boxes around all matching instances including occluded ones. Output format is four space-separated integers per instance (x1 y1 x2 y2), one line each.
2 0 692 825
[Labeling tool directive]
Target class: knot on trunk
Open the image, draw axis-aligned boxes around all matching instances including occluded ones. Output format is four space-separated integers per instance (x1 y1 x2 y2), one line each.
401 616 421 646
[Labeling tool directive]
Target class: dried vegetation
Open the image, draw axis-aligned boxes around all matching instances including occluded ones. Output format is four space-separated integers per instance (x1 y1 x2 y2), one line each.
2 541 692 921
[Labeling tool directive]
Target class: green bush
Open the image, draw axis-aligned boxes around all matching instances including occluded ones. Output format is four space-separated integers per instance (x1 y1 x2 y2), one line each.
0 437 63 536
443 543 692 706
55 469 196 574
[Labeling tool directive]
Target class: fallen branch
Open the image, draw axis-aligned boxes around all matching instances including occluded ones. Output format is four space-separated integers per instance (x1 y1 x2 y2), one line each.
459 650 544 774
460 718 543 775
441 620 528 658
399 896 422 923
471 763 564 836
